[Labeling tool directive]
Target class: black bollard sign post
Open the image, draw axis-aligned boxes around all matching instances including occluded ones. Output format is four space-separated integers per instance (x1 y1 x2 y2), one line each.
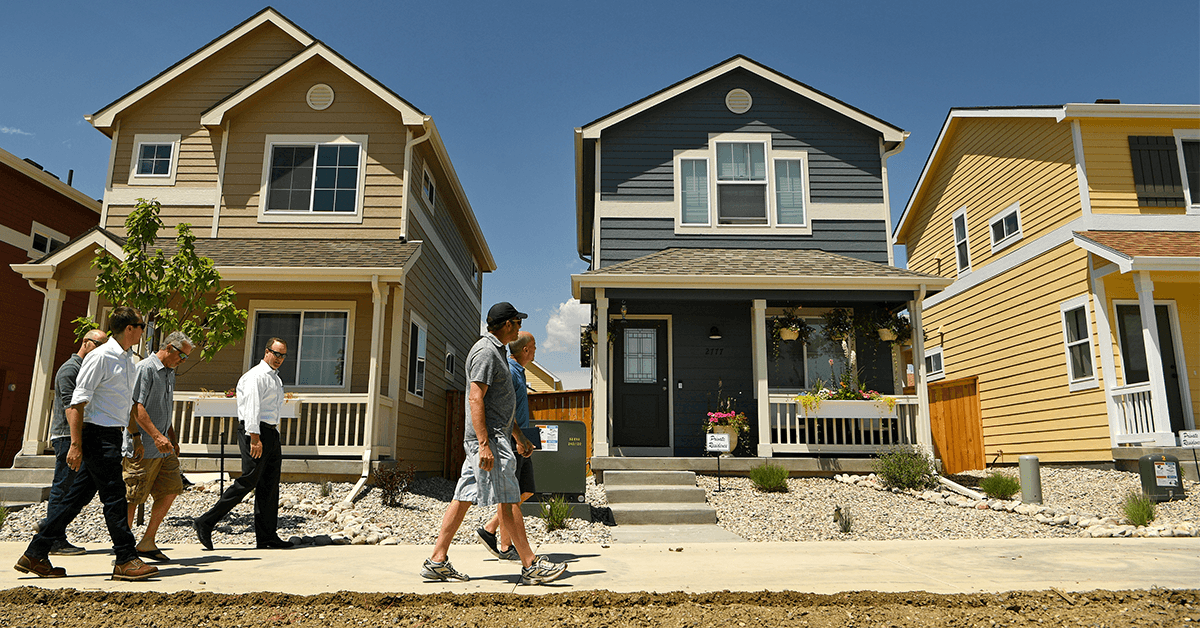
706 432 731 492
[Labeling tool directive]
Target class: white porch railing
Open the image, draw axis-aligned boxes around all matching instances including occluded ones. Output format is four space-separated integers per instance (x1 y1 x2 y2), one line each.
1109 382 1174 446
172 392 392 456
766 393 921 454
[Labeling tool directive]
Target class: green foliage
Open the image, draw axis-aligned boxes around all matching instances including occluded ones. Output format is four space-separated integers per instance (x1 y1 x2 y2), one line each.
822 308 855 342
873 445 939 490
833 505 853 534
373 462 416 507
1122 490 1156 527
0 503 7 530
540 495 572 532
71 199 247 359
749 462 789 492
979 473 1021 500
319 481 333 498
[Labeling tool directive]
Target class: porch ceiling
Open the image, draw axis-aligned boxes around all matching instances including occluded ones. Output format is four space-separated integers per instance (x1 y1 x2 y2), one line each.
572 248 950 302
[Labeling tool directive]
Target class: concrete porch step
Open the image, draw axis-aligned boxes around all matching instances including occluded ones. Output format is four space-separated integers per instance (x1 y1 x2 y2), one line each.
12 455 55 469
605 484 707 504
0 483 51 504
602 470 698 486
0 468 56 484
609 503 718 525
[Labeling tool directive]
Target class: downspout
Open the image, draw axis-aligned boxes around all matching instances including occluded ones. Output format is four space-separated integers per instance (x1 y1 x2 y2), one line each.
401 118 434 240
881 136 907 268
345 274 388 504
910 284 934 458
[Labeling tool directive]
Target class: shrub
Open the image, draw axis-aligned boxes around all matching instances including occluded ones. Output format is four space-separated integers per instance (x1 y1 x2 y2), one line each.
319 481 333 498
1122 490 1156 527
0 503 7 530
833 505 853 534
373 462 417 507
540 495 572 532
979 473 1020 500
749 462 789 492
872 445 938 490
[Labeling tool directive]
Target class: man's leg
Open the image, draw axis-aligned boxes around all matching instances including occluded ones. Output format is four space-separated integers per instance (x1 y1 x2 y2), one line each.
137 493 177 551
430 499 472 563
88 426 138 564
497 502 538 568
195 425 264 529
24 457 99 560
252 425 283 544
39 438 76 542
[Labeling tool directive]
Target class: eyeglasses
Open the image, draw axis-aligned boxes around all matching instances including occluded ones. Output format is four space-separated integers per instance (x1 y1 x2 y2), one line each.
511 319 523 327
83 338 102 347
131 322 146 329
172 346 189 361
267 348 287 359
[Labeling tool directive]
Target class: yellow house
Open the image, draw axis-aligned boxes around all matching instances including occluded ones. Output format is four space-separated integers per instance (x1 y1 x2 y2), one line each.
10 8 495 479
524 361 565 393
895 103 1199 472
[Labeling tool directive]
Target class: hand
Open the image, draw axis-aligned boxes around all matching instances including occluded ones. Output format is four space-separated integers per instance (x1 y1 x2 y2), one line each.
516 436 534 458
66 442 82 471
132 437 144 461
478 441 494 471
250 440 263 458
172 441 181 457
153 433 172 454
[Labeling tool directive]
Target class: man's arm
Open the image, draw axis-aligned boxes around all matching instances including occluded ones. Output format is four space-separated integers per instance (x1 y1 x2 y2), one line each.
468 381 493 471
64 403 86 471
55 360 80 416
237 370 264 458
132 402 171 454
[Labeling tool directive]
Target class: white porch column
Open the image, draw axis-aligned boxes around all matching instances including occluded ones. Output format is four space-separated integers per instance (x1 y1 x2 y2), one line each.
23 280 65 455
752 299 771 456
1089 261 1122 447
1133 272 1172 437
593 289 610 457
365 276 388 451
908 286 935 458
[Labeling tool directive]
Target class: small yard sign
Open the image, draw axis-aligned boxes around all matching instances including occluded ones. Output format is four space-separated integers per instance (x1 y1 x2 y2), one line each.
1180 430 1200 448
706 432 731 453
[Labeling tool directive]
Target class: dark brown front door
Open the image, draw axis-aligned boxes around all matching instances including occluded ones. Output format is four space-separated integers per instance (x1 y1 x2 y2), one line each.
611 320 669 448
1116 304 1186 433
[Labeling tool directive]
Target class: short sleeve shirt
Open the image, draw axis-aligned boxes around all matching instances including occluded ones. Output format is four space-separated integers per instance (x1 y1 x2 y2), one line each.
50 354 83 440
508 357 530 430
464 333 515 442
122 353 176 459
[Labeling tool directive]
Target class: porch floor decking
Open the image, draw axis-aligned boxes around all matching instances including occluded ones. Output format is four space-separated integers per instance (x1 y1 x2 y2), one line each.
591 456 877 480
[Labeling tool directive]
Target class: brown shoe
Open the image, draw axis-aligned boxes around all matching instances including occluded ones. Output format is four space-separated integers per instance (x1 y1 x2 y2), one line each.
112 557 158 581
14 554 66 578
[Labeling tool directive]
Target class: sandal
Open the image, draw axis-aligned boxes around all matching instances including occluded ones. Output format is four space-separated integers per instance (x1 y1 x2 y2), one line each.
136 548 170 562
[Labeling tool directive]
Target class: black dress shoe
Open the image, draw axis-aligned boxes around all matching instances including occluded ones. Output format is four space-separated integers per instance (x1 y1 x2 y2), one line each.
194 521 214 551
256 538 294 549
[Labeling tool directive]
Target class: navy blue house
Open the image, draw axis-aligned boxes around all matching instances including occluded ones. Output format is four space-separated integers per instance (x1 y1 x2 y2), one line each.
571 56 950 461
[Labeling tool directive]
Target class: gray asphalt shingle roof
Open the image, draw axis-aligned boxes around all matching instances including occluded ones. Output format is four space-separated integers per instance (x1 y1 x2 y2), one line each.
581 248 941 280
156 237 421 268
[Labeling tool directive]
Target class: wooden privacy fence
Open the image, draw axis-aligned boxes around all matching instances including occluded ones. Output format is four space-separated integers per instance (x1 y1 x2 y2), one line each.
927 376 984 474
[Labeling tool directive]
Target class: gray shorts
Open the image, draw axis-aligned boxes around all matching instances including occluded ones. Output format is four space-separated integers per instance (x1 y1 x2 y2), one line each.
452 437 519 507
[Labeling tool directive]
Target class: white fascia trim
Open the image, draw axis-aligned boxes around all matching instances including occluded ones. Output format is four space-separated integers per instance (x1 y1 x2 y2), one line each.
200 44 423 127
1061 103 1200 120
10 230 125 279
0 146 101 211
1072 234 1132 272
107 187 219 206
424 117 495 272
89 9 313 129
580 57 905 142
572 273 950 296
215 260 419 283
1129 257 1200 272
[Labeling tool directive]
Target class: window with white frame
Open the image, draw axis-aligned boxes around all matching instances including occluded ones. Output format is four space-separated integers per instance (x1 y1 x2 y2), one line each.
952 208 971 276
924 347 945 382
258 135 366 222
28 222 67 258
445 344 456 378
421 165 436 213
1059 296 1097 390
1175 129 1200 214
128 134 180 185
407 314 428 398
251 309 349 387
988 202 1022 252
674 133 809 232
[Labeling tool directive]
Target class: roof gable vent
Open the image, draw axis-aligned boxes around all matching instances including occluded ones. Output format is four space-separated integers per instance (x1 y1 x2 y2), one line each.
307 84 335 111
725 88 752 114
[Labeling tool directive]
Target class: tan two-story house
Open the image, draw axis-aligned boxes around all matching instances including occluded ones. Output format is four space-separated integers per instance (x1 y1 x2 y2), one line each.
11 8 495 479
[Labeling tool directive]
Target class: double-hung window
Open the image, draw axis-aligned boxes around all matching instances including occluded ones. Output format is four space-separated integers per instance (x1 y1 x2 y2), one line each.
421 166 436 213
259 135 366 222
924 347 945 382
1174 129 1200 214
128 134 180 185
251 308 350 388
988 202 1022 252
951 208 971 276
1059 296 1097 391
407 312 429 401
675 133 809 232
716 142 768 224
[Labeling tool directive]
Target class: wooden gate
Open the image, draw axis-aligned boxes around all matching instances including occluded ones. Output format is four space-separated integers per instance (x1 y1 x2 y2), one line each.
927 376 984 474
444 390 465 480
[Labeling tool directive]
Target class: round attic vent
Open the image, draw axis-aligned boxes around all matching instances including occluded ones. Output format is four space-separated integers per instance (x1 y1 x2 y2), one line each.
725 88 752 114
306 84 335 111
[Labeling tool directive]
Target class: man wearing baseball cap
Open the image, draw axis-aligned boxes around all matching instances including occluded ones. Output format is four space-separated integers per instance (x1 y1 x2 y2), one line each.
420 303 566 585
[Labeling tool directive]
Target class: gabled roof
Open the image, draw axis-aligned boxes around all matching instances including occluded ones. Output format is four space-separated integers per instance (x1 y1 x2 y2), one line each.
87 7 316 131
578 55 906 142
895 103 1200 243
1073 230 1200 273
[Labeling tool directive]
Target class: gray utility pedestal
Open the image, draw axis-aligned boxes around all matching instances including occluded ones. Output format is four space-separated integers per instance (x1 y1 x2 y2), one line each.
603 470 717 525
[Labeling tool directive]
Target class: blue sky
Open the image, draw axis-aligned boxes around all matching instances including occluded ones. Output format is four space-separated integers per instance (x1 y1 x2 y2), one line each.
2 1 1197 388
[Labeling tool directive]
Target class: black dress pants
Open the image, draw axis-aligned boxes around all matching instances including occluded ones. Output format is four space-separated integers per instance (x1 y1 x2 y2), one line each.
195 423 282 544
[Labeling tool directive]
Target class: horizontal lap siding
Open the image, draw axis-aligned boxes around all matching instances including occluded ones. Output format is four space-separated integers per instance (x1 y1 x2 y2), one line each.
410 150 478 281
217 59 406 239
107 24 305 232
598 218 888 266
904 118 1079 279
922 244 1109 463
1081 118 1193 215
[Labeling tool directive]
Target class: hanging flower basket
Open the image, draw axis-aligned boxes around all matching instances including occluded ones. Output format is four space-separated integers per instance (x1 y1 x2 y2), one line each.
877 328 897 342
780 328 800 341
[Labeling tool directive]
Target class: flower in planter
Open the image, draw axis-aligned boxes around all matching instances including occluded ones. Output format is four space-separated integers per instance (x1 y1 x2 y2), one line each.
793 364 896 416
705 410 750 433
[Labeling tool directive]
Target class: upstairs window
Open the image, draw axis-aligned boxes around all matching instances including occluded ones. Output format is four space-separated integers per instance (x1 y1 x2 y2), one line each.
267 144 360 213
1175 129 1200 214
407 315 428 399
716 142 767 224
952 208 971 276
680 158 709 225
1059 296 1097 391
136 144 173 176
988 202 1022 252
128 134 180 186
421 166 437 213
29 223 67 257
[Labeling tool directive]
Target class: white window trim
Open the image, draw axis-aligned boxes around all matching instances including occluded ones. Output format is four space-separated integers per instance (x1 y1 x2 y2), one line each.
421 164 436 215
673 132 812 235
28 221 69 258
256 134 368 224
1059 295 1098 392
445 343 457 378
988 201 1023 253
243 299 356 392
406 310 429 407
924 346 945 382
951 207 972 277
1174 128 1200 215
127 134 181 186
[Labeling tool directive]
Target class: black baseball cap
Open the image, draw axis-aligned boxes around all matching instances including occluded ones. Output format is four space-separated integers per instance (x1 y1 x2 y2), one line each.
486 302 528 326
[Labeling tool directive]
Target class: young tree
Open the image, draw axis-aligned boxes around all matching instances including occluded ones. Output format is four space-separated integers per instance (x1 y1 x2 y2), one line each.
73 198 247 361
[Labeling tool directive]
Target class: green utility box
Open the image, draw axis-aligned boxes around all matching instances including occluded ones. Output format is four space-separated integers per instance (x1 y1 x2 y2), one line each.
518 420 590 520
1138 454 1187 502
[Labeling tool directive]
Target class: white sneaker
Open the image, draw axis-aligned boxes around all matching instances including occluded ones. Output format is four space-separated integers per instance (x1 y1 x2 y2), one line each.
519 556 566 585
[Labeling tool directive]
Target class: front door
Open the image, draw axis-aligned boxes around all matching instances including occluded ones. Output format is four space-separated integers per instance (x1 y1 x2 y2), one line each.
612 320 670 449
1116 304 1186 433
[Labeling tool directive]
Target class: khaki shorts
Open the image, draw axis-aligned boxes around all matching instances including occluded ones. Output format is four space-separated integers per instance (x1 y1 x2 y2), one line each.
123 453 184 505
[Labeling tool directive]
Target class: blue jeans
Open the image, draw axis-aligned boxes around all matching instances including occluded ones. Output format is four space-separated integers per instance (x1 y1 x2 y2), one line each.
37 438 78 543
25 424 137 563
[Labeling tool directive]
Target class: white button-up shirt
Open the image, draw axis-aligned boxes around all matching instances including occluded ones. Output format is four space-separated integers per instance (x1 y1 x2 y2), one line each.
236 359 284 435
69 337 137 428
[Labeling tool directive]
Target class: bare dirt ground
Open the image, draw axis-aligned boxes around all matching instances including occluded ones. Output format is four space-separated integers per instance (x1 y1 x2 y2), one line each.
0 587 1195 627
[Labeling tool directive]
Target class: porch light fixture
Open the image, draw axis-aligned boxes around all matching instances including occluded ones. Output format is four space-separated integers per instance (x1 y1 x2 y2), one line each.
620 301 627 320
709 326 722 339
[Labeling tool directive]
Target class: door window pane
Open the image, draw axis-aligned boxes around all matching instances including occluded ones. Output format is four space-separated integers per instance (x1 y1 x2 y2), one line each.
624 328 656 384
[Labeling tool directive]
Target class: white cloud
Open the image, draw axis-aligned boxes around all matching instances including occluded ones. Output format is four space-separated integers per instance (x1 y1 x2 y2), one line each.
543 298 590 352
557 369 592 390
0 126 33 136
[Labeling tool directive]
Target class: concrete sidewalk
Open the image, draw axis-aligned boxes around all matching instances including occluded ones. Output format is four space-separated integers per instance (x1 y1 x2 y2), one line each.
0 538 1196 596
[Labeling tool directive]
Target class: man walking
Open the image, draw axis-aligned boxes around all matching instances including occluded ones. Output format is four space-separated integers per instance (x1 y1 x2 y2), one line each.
14 306 158 580
37 327 107 556
193 338 293 550
124 331 192 561
476 330 538 560
421 303 565 586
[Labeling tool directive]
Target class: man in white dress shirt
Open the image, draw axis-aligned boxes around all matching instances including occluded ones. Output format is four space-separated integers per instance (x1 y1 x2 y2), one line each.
193 338 293 550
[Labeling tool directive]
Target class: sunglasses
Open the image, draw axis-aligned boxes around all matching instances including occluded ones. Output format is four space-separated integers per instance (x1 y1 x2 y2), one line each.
83 338 102 347
172 346 189 360
131 322 146 329
267 348 287 359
